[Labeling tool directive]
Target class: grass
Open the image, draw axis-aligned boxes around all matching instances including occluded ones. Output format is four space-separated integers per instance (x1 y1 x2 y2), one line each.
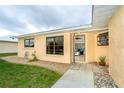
0 59 61 88
0 53 17 57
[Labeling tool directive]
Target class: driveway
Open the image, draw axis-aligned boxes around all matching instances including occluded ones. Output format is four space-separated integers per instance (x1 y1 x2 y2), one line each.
52 63 94 88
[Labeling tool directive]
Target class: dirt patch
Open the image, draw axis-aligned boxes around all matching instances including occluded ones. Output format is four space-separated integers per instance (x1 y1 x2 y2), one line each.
1 56 70 74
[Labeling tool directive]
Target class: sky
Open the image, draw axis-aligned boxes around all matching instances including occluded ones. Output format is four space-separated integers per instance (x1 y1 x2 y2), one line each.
0 5 92 39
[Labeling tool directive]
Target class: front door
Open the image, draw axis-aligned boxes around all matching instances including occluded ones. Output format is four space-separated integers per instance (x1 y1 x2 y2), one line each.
73 35 85 63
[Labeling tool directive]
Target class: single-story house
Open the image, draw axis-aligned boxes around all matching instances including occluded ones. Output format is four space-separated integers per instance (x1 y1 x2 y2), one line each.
0 40 18 53
18 6 124 87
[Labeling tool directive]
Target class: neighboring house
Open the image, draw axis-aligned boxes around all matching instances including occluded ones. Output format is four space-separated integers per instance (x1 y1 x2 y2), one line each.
18 6 124 87
0 40 18 53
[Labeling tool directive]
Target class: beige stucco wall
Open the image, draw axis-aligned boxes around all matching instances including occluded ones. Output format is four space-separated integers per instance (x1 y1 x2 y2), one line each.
84 31 109 63
0 41 18 53
85 32 95 62
18 30 109 64
94 31 109 64
109 6 124 87
18 32 71 63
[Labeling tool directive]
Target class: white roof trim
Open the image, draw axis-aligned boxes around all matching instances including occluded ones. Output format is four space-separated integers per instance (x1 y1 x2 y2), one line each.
73 27 108 33
18 24 92 38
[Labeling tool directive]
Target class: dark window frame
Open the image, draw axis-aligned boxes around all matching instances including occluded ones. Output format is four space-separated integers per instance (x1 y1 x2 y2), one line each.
46 36 64 55
24 38 34 47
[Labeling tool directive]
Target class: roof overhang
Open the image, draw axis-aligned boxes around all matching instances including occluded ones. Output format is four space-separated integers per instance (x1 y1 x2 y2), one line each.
92 5 119 28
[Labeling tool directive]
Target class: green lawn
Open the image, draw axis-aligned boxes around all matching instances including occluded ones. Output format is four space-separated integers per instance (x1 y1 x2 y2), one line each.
0 59 61 88
0 53 17 57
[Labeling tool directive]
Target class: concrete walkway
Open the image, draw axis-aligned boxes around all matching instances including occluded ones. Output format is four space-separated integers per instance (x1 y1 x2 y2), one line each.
52 63 94 88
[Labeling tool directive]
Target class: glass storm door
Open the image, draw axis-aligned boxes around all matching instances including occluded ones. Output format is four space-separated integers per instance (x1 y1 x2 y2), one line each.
74 35 85 63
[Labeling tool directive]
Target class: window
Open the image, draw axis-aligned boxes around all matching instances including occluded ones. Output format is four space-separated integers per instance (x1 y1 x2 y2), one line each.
97 32 109 46
46 36 64 55
24 38 34 47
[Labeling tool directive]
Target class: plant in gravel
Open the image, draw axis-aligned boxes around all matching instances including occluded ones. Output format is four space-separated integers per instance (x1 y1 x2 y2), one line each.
29 51 38 62
99 56 106 66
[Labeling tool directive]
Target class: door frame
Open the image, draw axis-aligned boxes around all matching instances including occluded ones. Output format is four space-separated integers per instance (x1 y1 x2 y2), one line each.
72 33 86 63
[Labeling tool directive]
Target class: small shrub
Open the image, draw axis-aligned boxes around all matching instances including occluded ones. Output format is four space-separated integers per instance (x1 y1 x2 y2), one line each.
29 51 38 62
99 56 106 66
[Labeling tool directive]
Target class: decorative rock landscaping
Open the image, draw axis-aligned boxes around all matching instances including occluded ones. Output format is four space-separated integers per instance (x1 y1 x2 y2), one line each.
92 63 118 88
